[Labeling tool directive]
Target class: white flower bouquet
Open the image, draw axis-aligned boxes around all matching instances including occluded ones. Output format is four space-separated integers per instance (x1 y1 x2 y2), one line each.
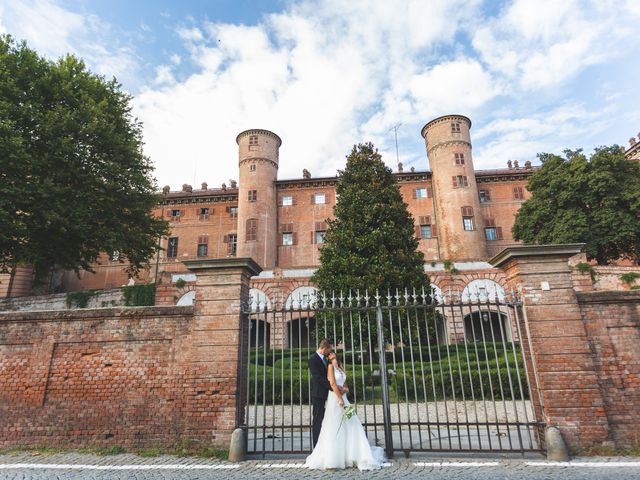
337 404 356 435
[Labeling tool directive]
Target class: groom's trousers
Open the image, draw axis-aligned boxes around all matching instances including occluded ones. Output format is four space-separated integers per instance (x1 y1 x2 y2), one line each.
311 396 326 446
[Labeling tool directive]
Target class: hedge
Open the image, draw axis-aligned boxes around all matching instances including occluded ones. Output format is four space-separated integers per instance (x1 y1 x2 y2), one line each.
247 348 528 404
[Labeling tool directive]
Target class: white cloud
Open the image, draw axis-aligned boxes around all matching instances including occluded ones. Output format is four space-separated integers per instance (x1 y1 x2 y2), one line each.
472 0 640 90
0 0 141 86
2 0 639 189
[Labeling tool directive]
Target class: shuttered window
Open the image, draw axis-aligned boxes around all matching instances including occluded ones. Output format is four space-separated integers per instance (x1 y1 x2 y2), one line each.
452 175 469 188
513 186 524 200
197 235 209 257
246 219 257 241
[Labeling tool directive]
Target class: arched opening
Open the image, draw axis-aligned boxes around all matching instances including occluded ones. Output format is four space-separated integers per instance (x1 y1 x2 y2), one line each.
249 318 271 348
285 286 318 309
463 311 512 343
287 316 315 348
176 290 195 306
462 279 506 302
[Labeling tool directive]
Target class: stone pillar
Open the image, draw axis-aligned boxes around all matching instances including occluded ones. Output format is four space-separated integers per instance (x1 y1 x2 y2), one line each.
183 258 262 446
490 244 610 451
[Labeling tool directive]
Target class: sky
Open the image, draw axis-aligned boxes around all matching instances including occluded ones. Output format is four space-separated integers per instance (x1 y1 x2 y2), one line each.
1 0 639 190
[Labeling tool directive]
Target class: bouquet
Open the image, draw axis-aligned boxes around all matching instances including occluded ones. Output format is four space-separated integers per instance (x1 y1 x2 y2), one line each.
337 404 356 436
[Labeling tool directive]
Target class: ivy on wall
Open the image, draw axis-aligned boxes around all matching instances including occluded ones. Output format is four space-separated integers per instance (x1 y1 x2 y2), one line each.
122 284 156 306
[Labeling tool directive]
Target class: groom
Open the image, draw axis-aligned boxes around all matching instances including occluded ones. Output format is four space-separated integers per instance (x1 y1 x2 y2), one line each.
309 338 333 447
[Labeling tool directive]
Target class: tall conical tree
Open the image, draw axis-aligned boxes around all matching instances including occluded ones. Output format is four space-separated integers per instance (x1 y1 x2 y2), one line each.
313 142 430 296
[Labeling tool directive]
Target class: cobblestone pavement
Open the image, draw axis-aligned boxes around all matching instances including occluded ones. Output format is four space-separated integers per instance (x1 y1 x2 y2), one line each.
1 452 640 479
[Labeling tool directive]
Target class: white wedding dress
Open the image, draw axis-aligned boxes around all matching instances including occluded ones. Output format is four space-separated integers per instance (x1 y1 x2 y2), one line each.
305 366 385 470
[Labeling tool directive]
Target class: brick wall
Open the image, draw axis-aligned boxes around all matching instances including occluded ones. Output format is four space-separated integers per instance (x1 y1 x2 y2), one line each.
492 244 640 451
577 291 640 446
0 258 257 450
0 306 194 448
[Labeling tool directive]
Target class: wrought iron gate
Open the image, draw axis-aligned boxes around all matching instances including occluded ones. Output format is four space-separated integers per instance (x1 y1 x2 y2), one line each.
238 288 544 456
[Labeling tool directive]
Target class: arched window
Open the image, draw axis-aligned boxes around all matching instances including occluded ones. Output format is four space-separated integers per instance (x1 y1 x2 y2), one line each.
246 218 257 241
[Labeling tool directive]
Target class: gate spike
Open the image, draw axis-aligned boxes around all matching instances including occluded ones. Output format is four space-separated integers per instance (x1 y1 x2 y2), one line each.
365 289 370 307
375 289 381 306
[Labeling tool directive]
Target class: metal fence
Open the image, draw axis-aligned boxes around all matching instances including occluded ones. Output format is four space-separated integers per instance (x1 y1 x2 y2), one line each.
239 288 544 457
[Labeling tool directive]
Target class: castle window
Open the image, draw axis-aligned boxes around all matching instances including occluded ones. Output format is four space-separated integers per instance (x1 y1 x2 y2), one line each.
417 216 436 239
513 186 524 200
249 135 258 146
227 206 238 217
167 237 179 258
452 175 469 188
280 223 295 246
197 235 209 257
484 219 503 241
454 153 465 165
199 207 210 220
246 219 257 241
312 193 326 204
313 221 327 244
479 189 491 203
224 233 237 256
249 164 256 172
414 187 428 199
281 195 293 206
169 209 182 222
462 206 475 231
248 190 257 202
451 122 461 133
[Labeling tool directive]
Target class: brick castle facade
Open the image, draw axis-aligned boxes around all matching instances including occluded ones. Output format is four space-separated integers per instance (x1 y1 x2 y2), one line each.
2 114 637 303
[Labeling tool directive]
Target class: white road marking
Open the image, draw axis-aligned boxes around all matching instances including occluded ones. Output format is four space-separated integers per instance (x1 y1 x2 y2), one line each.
0 463 239 470
261 462 393 468
414 462 500 467
526 461 640 468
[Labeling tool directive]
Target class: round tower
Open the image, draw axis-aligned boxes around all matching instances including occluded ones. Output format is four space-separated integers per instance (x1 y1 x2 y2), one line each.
421 115 487 261
236 129 281 269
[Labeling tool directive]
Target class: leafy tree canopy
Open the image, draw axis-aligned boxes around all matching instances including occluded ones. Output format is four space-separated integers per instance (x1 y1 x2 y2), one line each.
312 142 430 297
512 146 640 264
0 35 169 285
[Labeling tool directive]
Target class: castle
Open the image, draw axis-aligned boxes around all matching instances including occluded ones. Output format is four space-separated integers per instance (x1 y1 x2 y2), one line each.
3 114 637 304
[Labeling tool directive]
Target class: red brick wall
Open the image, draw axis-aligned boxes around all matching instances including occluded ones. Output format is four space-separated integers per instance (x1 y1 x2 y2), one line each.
0 306 195 448
577 291 640 446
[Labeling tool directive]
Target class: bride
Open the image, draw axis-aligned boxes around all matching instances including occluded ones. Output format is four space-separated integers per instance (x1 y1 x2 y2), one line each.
305 352 385 470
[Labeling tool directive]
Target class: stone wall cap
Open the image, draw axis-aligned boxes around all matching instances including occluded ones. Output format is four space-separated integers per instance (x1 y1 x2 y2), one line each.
489 243 586 268
184 257 263 276
576 290 640 304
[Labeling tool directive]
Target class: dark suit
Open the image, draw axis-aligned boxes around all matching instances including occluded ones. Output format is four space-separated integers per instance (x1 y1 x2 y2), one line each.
309 352 331 446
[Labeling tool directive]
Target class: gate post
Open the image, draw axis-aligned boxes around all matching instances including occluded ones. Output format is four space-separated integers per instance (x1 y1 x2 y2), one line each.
490 244 610 452
376 305 394 459
183 258 262 447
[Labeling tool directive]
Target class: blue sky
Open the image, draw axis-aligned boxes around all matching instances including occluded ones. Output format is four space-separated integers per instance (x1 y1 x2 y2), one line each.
1 0 639 189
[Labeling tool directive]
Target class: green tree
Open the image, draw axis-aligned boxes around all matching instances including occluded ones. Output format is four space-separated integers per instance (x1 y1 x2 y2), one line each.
0 35 169 286
311 143 432 349
512 147 640 264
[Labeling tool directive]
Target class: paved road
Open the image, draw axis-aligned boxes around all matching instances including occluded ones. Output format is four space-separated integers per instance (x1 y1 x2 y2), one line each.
1 452 640 479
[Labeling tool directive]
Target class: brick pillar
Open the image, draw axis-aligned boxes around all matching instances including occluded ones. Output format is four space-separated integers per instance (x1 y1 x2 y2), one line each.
183 258 262 447
490 244 610 451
